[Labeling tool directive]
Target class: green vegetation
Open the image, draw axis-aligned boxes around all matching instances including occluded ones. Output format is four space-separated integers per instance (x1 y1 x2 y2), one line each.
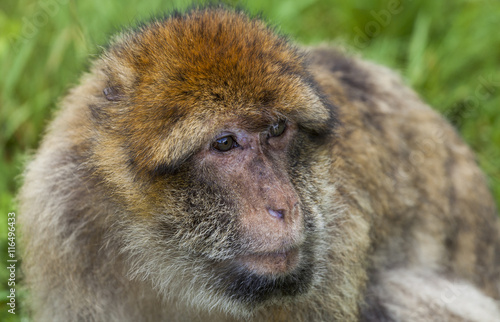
1 0 499 320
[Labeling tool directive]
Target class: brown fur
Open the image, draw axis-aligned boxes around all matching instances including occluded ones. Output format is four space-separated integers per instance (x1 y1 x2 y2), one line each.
19 7 500 321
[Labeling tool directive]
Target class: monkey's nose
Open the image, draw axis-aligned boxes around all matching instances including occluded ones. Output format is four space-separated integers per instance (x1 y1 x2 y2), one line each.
268 208 285 220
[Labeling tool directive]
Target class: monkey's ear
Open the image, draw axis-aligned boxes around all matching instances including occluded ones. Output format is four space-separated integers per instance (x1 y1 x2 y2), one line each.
103 86 123 101
98 43 137 102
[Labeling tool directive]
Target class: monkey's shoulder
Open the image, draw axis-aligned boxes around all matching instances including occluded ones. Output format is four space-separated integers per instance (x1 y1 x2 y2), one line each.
308 46 497 219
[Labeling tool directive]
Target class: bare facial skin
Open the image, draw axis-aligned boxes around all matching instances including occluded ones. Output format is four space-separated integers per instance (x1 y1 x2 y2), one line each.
19 6 500 322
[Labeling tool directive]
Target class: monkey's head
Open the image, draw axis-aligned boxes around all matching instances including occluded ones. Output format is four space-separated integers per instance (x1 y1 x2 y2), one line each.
87 7 336 316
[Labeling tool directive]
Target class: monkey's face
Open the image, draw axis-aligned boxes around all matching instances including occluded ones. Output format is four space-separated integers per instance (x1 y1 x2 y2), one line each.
156 117 325 308
188 119 305 270
90 9 336 314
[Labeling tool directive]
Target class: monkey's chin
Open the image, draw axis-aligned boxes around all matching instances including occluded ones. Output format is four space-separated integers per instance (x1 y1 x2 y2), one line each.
236 248 300 275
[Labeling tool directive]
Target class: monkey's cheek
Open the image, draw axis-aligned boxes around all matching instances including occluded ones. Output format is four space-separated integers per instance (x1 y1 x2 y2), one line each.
236 248 301 275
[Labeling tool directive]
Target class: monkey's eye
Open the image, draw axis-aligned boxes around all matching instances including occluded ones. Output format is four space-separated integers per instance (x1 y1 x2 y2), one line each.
269 120 287 137
213 136 239 152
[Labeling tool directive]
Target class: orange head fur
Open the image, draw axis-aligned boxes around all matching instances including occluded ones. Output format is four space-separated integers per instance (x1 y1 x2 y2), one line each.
94 8 333 179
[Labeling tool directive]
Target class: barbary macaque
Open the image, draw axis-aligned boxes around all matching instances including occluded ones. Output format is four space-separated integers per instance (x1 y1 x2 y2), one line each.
19 6 500 322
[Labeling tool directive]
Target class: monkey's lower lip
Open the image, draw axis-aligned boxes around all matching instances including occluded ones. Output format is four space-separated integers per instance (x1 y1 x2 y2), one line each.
236 248 300 275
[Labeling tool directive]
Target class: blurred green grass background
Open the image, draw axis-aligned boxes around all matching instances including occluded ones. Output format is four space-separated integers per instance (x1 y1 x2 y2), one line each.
1 0 499 320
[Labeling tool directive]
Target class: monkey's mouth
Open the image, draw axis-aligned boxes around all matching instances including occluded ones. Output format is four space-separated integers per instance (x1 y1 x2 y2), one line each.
224 243 314 304
236 248 301 275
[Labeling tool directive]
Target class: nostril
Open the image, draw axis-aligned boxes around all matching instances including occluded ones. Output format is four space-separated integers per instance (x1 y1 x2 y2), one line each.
268 208 285 219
